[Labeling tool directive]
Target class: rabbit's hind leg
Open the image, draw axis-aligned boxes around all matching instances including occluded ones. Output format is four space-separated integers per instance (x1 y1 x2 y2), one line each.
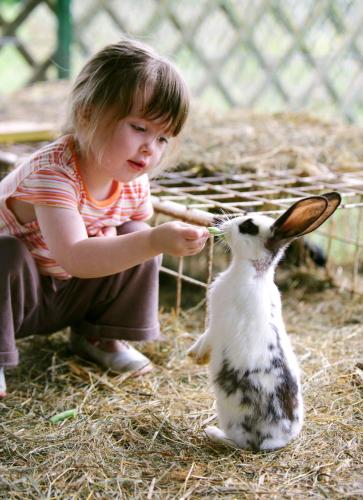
259 435 290 451
258 420 302 451
204 425 237 448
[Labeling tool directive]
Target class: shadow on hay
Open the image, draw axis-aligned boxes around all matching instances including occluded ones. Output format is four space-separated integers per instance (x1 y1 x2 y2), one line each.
9 331 72 389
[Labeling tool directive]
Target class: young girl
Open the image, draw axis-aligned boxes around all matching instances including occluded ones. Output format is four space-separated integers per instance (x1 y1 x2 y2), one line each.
0 38 209 397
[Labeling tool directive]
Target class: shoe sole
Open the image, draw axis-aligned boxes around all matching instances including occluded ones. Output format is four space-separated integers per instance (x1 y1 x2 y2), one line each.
126 363 153 377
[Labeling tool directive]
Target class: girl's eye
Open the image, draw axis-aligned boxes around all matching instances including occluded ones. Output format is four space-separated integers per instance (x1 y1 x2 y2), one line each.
131 124 146 132
159 136 169 144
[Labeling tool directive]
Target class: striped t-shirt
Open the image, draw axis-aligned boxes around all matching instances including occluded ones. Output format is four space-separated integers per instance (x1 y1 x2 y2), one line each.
0 135 153 279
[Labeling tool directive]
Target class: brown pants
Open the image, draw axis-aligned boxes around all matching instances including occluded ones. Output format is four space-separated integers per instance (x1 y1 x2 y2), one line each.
0 221 161 368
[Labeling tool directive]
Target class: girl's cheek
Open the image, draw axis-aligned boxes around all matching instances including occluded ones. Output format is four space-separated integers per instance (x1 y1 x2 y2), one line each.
157 149 166 162
159 142 168 155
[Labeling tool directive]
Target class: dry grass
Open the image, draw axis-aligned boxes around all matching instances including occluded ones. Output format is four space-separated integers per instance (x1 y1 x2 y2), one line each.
178 105 363 177
1 285 362 499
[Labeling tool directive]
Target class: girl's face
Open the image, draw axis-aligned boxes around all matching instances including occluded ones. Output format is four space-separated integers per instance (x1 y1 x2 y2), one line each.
97 114 171 183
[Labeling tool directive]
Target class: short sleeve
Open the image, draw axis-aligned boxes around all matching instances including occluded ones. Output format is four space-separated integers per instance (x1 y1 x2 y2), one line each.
14 167 79 210
130 175 154 221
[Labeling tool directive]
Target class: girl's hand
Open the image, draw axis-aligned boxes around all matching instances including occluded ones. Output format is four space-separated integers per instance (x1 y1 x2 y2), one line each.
150 221 209 257
100 226 117 237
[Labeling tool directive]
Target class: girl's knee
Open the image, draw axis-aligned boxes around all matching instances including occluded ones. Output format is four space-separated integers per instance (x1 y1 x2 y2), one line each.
116 221 162 269
117 220 150 236
117 222 162 265
144 253 162 271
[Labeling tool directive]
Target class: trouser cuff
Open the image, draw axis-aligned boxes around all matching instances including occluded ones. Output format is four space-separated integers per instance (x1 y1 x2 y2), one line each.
0 350 19 367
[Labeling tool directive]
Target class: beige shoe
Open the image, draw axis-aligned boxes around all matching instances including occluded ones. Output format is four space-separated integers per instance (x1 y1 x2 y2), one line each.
70 332 152 374
0 367 6 398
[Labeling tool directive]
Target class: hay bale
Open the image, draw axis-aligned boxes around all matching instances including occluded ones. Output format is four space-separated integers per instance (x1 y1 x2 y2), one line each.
177 106 363 178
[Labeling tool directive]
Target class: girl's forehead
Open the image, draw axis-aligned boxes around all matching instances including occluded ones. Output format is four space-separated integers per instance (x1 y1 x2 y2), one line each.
128 111 172 135
131 88 152 114
130 89 176 135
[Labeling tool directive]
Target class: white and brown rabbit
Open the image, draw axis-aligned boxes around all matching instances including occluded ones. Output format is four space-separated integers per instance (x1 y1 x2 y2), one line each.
188 192 341 451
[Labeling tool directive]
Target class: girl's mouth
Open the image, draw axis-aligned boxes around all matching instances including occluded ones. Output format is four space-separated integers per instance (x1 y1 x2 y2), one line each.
127 160 146 171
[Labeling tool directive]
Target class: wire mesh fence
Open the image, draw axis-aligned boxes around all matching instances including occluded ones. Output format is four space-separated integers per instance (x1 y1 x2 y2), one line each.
151 166 363 315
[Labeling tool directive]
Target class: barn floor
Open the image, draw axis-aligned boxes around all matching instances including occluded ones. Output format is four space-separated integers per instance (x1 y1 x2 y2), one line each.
0 282 362 499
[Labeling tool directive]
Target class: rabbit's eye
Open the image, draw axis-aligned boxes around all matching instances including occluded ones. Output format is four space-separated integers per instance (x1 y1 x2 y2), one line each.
238 219 259 235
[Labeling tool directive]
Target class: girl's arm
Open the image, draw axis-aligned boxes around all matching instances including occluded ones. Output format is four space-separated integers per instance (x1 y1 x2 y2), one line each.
35 205 209 278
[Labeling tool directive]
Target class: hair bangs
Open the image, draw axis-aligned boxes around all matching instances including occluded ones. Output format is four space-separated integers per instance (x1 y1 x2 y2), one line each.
139 62 189 136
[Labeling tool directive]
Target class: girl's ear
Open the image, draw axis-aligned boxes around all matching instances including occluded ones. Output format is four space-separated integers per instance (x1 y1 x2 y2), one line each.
267 192 341 251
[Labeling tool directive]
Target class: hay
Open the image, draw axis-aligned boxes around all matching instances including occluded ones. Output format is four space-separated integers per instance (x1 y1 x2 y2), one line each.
178 105 363 178
1 287 362 498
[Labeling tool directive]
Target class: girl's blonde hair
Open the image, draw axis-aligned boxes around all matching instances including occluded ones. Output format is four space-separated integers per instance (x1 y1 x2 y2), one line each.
65 38 190 158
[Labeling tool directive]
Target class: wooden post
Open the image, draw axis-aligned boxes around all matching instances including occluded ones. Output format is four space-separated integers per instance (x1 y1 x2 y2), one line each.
55 0 72 79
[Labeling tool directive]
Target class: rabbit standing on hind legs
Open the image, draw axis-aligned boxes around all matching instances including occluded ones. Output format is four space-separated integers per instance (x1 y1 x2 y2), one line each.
188 192 341 451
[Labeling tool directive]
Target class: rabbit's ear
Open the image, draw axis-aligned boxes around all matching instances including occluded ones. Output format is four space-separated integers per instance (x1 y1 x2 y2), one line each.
267 192 341 250
296 192 341 236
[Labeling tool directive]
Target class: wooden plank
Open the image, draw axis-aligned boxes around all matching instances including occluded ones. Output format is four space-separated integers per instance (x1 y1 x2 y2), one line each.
152 196 214 226
0 122 57 143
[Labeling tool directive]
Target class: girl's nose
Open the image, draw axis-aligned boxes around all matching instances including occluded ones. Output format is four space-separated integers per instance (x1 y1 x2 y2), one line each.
140 140 155 156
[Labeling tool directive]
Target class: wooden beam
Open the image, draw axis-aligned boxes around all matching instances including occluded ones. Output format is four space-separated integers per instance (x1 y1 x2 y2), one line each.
0 122 57 143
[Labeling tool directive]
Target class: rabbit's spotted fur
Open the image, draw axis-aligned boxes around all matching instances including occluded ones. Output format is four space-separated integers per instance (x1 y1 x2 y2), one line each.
189 193 341 451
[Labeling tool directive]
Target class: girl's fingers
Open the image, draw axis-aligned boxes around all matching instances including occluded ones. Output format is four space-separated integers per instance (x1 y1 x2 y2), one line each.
102 226 117 237
187 240 207 253
183 226 209 240
188 236 209 248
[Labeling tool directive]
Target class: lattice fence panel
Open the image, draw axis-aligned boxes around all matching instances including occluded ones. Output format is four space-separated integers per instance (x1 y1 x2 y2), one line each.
1 1 363 122
70 0 363 123
0 0 59 92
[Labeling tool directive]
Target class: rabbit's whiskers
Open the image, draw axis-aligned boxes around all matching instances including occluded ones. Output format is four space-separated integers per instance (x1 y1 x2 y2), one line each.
215 236 230 254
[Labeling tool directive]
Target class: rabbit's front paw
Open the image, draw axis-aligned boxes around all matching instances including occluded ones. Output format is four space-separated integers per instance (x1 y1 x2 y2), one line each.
188 349 211 365
187 337 211 365
195 350 211 365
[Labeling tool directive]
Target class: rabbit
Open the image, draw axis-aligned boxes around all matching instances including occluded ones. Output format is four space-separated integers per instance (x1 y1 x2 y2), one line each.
188 192 341 451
